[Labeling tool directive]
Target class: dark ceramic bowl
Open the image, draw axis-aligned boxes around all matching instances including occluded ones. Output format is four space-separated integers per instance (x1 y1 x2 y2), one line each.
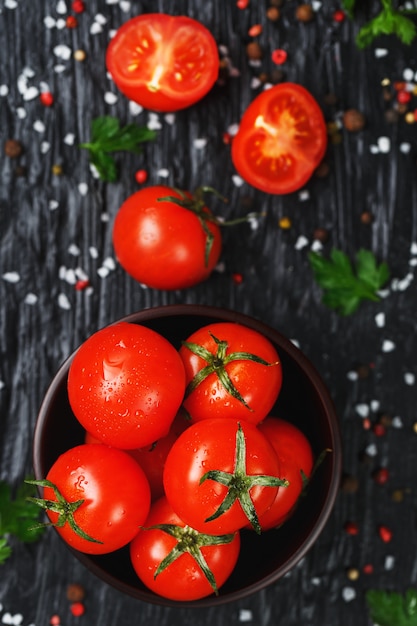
33 304 342 608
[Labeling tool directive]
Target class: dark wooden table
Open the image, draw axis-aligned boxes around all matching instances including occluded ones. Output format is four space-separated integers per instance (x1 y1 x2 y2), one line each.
1 1 416 624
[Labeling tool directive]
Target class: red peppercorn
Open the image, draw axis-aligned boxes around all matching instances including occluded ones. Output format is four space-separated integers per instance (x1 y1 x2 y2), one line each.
70 602 85 617
271 49 288 65
363 563 374 575
344 521 359 535
49 616 61 626
333 10 345 22
373 423 386 437
373 467 389 485
72 0 85 12
378 525 392 543
66 15 78 28
397 89 412 104
40 92 54 107
75 279 90 291
232 273 244 285
135 169 148 184
222 132 232 145
236 0 249 8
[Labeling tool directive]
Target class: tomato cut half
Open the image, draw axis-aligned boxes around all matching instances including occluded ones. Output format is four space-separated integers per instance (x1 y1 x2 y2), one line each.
106 13 219 112
231 83 328 194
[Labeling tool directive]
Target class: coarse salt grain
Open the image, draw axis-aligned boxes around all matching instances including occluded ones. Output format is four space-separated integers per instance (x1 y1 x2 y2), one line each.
68 244 80 256
377 137 390 153
54 65 67 73
400 142 411 153
89 246 99 259
404 372 415 385
342 587 356 602
40 142 51 153
164 113 175 125
347 370 358 381
2 613 24 625
403 68 414 81
375 48 388 57
365 443 378 457
49 200 59 211
0 381 5 391
101 213 110 222
193 138 207 149
392 416 403 428
355 403 369 418
58 293 71 310
56 18 66 29
23 86 39 101
381 339 395 352
120 1 131 11
16 107 26 119
375 312 385 327
370 400 380 412
129 101 143 116
103 257 116 271
24 293 38 305
157 168 170 178
64 268 77 284
104 91 118 105
238 609 253 622
311 240 323 252
44 16 56 28
5 0 18 8
0 85 9 96
148 113 162 130
384 555 395 570
90 22 103 34
33 120 46 133
56 0 67 14
312 1 321 9
410 242 417 255
78 182 88 196
97 266 110 278
2 272 20 283
53 44 72 60
294 235 309 250
64 133 75 145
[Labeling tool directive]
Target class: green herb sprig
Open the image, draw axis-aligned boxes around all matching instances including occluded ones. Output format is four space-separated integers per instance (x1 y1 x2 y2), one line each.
0 478 45 564
366 588 417 626
308 248 390 315
80 116 157 182
342 0 417 47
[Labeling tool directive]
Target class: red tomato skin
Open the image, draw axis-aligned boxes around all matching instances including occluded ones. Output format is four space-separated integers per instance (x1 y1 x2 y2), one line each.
130 497 241 601
163 418 281 534
231 83 327 194
112 186 222 290
256 417 314 530
179 322 282 424
106 14 219 112
67 322 186 449
44 444 151 554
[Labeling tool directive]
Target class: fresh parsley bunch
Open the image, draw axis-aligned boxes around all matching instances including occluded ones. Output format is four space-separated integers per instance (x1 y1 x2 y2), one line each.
308 248 390 315
80 116 157 182
342 0 417 47
0 478 45 564
366 588 417 626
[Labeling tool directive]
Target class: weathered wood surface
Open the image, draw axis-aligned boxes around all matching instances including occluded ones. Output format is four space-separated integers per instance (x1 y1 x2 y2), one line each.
1 1 416 624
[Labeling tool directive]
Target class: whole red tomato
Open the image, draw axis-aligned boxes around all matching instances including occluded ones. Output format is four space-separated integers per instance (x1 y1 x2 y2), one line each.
106 13 219 112
31 444 151 554
67 322 186 449
112 186 223 290
163 417 286 535
231 83 327 194
130 496 240 601
179 322 282 424
256 417 314 530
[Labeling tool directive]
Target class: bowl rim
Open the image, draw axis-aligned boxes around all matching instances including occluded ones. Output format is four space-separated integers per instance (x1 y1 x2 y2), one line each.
33 303 342 608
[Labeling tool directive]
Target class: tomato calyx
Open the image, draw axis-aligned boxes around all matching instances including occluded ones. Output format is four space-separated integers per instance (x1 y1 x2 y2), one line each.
25 479 103 544
182 331 279 411
200 423 288 534
144 522 236 595
158 187 261 267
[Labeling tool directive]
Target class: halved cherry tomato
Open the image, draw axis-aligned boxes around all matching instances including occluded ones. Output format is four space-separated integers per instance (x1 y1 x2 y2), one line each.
231 83 327 194
130 496 240 601
112 186 223 290
106 13 219 112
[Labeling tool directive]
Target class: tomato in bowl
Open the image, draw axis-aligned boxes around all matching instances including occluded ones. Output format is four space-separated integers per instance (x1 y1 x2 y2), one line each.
32 304 341 607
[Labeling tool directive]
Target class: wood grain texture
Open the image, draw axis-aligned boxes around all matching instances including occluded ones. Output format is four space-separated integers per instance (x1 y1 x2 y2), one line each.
1 1 416 624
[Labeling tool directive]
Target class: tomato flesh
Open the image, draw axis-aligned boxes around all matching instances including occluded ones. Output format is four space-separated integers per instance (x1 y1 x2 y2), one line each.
231 83 327 194
106 14 219 112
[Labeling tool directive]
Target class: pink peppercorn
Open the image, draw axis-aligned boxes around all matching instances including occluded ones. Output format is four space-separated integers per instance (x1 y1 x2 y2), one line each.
72 0 86 12
40 92 54 107
50 616 61 626
135 169 148 184
373 467 389 485
271 49 288 65
378 525 393 543
363 563 374 574
70 602 86 617
344 521 359 535
236 0 249 8
66 15 78 28
333 10 345 22
397 89 412 104
248 24 262 37
232 273 244 285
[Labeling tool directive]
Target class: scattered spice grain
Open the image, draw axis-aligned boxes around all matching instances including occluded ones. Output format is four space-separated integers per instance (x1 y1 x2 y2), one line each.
4 139 23 158
343 109 366 132
295 4 314 22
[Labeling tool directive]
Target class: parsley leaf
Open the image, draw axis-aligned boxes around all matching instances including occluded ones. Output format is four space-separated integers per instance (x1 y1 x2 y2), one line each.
0 478 45 564
80 116 157 182
366 589 417 626
308 248 390 316
342 0 417 48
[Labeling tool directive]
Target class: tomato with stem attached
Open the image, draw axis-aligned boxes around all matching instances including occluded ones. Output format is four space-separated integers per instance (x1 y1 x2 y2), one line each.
231 83 327 194
106 13 219 112
67 322 186 449
130 496 240 601
163 418 287 535
179 322 282 424
27 444 151 554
